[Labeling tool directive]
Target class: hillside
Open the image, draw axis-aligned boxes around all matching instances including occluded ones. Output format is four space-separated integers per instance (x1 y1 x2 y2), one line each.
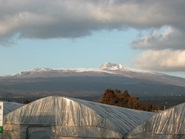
0 62 185 104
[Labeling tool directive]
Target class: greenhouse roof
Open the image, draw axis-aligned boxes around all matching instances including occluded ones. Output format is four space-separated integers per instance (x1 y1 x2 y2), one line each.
4 96 154 138
127 102 185 138
1 101 23 115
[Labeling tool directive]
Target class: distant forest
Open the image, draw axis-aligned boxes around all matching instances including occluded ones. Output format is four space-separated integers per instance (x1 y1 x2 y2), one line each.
99 89 165 112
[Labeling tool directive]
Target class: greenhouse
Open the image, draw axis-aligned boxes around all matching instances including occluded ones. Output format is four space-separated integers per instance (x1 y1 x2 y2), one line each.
127 102 185 139
1 96 154 139
1 101 23 115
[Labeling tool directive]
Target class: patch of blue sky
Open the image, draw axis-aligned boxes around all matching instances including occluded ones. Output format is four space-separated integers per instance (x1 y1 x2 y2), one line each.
0 28 141 75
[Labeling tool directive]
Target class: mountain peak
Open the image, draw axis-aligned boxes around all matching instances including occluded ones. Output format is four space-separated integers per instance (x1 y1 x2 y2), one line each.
100 62 133 71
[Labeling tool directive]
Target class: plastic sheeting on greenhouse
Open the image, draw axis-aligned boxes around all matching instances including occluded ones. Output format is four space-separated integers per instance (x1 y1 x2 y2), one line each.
127 102 185 139
2 96 154 139
0 101 23 115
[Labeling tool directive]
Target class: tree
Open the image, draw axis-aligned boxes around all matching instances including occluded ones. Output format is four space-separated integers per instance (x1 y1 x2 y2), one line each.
100 89 165 112
22 99 30 104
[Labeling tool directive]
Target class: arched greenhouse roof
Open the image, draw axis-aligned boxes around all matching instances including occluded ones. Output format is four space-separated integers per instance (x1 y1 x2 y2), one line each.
0 101 23 115
4 96 154 138
127 102 185 139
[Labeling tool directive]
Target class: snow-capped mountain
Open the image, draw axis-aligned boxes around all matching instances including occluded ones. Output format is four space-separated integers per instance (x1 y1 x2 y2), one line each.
9 62 145 77
3 62 185 87
0 62 185 102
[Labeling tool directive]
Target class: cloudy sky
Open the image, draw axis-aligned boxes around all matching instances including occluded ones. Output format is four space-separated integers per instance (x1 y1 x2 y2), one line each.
0 0 185 78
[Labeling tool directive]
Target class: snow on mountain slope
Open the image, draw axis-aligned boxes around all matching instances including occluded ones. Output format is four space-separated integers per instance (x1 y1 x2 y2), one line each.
13 68 53 76
100 64 185 87
2 62 185 87
8 62 145 77
100 62 136 71
10 68 115 77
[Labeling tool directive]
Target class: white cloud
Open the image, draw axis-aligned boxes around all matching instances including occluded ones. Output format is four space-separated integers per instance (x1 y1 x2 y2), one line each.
132 26 185 72
134 50 185 72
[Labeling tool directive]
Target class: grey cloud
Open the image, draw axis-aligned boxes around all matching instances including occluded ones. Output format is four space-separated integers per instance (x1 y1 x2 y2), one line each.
132 27 185 50
1 0 185 44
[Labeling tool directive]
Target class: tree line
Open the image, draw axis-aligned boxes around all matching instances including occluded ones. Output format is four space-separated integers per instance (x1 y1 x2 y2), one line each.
99 89 165 112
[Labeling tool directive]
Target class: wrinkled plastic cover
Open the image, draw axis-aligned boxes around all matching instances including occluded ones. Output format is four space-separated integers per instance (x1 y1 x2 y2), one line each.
3 96 154 139
127 103 185 139
0 101 23 115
